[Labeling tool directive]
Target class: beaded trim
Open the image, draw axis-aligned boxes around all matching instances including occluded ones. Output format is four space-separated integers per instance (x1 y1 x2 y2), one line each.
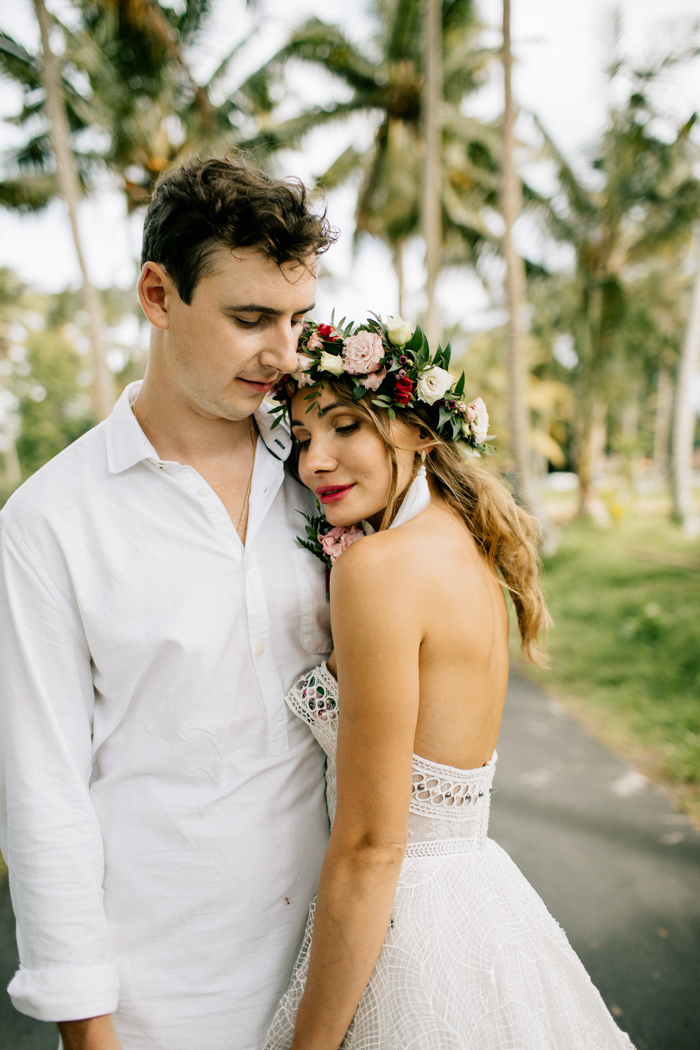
410 753 496 817
286 663 338 726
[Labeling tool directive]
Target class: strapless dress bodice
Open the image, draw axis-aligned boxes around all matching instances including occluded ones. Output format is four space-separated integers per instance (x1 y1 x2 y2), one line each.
284 662 495 857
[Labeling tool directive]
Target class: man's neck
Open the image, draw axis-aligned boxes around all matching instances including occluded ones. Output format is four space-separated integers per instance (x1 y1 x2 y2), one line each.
133 369 254 470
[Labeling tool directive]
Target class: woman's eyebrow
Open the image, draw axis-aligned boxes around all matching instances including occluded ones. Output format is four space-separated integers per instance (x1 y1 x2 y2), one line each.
291 402 344 428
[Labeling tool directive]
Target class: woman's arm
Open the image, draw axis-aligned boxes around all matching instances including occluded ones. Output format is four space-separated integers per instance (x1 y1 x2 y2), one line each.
290 538 423 1050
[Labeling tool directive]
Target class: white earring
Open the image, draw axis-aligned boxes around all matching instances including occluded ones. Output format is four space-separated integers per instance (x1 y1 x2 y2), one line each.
421 449 427 464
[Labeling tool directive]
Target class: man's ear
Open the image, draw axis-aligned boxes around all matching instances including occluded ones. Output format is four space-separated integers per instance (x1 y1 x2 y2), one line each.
138 262 176 330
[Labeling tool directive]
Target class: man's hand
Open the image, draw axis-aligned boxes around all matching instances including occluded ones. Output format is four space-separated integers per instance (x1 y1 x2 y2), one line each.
57 1014 122 1050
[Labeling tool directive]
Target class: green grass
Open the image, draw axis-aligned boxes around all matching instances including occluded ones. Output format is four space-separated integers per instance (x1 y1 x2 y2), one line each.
520 513 700 822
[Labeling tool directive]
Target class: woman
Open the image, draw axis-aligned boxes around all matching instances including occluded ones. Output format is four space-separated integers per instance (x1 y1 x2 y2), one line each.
264 317 634 1050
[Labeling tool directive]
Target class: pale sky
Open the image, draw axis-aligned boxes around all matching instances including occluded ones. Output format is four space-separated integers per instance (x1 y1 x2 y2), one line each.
0 0 699 330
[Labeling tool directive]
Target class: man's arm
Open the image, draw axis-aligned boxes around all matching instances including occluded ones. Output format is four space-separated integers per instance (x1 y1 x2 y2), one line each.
0 517 120 1023
58 1015 122 1050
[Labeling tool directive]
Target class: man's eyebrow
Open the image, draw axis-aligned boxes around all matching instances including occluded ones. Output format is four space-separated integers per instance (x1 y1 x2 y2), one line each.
291 401 344 428
224 302 316 316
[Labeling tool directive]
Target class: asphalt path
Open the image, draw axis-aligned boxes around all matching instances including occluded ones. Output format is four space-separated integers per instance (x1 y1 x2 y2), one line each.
1 669 699 1049
489 670 700 1050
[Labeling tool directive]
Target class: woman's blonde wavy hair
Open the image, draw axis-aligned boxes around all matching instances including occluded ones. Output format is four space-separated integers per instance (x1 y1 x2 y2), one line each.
316 380 549 668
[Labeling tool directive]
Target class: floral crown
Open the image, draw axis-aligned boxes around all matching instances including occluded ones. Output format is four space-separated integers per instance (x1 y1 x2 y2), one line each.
270 314 492 454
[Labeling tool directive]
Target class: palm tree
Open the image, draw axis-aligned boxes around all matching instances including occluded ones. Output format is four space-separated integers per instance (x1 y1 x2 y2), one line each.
501 0 534 515
33 0 114 421
534 64 700 516
255 0 500 314
422 0 442 346
0 0 277 211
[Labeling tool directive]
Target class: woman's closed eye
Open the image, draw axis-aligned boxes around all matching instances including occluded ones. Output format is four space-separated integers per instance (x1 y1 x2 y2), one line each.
336 422 361 436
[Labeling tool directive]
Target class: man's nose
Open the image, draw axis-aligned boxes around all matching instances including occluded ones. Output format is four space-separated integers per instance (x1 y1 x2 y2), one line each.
261 323 301 375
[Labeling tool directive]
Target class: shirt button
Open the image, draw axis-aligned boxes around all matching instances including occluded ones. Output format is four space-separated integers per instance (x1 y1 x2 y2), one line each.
198 486 209 497
257 643 265 655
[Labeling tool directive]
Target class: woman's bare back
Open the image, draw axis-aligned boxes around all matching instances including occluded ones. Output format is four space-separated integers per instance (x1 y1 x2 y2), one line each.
330 493 509 771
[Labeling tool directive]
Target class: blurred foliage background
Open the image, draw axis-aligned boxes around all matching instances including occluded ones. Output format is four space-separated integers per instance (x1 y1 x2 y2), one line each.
0 0 699 817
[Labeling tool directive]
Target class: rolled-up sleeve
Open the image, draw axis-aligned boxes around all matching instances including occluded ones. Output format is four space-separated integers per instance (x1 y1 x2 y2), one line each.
0 517 119 1022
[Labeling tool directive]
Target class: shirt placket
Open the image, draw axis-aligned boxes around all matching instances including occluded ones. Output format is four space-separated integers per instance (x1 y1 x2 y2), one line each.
244 447 290 755
161 449 291 756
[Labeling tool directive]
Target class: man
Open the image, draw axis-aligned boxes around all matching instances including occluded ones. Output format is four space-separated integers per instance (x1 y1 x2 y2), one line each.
0 156 336 1049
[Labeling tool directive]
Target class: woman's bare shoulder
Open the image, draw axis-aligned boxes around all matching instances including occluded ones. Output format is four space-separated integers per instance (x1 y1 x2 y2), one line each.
331 506 479 602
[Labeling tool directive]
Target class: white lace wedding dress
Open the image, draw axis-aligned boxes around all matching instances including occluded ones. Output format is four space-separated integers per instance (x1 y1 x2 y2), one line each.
264 470 635 1050
263 664 635 1050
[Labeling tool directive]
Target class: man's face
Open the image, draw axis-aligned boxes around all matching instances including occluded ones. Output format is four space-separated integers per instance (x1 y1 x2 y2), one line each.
141 246 316 421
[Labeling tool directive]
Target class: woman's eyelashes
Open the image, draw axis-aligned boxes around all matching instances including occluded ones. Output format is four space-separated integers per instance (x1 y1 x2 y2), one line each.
293 419 361 449
336 421 361 436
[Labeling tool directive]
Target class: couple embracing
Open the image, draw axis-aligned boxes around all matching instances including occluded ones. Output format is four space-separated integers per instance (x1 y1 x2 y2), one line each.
0 156 634 1050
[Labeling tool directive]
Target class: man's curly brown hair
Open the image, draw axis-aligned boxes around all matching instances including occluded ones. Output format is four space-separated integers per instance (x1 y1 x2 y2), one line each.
141 153 337 303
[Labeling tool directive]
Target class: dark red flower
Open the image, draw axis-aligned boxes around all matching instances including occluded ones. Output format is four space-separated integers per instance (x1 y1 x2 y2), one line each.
271 375 293 400
317 323 339 340
394 376 415 405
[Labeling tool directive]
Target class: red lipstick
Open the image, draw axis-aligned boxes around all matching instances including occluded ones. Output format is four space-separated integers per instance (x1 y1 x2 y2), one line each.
316 484 355 505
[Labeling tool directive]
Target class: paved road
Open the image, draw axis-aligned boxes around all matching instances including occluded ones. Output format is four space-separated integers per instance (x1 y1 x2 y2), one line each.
490 671 700 1050
1 669 699 1048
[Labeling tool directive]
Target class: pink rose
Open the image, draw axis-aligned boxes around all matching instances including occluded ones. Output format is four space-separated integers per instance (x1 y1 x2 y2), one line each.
342 331 385 375
359 366 387 391
318 524 364 565
306 332 324 352
466 404 476 423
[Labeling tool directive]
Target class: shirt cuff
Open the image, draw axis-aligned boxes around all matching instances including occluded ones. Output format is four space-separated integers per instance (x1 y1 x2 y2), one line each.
8 963 119 1022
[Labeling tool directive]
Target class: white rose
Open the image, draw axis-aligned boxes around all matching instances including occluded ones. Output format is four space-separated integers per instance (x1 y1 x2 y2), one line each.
319 350 345 376
416 364 454 405
385 315 414 347
293 352 315 387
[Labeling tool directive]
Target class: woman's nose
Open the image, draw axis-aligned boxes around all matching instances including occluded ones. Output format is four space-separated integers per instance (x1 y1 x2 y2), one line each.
303 439 336 476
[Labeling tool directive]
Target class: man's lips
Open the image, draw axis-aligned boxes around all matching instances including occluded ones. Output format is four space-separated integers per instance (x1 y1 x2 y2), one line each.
316 484 356 505
239 377 277 393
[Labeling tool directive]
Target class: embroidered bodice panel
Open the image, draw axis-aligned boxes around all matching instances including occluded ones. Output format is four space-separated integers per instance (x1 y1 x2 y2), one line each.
285 663 495 855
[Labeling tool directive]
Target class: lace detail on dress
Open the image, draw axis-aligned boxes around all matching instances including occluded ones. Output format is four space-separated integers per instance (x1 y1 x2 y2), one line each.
407 753 495 852
285 663 338 822
285 665 496 855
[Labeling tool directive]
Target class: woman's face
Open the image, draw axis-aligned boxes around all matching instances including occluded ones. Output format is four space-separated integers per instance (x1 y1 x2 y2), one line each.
290 385 418 529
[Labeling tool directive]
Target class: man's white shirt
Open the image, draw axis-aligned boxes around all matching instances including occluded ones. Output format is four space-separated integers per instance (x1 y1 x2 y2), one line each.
0 382 331 1049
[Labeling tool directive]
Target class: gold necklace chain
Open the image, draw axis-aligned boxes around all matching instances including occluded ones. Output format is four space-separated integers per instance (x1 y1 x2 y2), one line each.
236 416 257 535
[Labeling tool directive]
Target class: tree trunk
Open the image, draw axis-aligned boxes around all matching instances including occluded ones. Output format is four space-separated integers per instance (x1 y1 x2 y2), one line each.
394 239 406 318
671 257 700 532
653 369 672 482
422 0 442 349
577 396 610 526
501 0 556 548
1 426 21 489
34 0 115 422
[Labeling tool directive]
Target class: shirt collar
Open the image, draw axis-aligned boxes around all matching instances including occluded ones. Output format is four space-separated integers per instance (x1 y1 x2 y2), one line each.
105 381 292 474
